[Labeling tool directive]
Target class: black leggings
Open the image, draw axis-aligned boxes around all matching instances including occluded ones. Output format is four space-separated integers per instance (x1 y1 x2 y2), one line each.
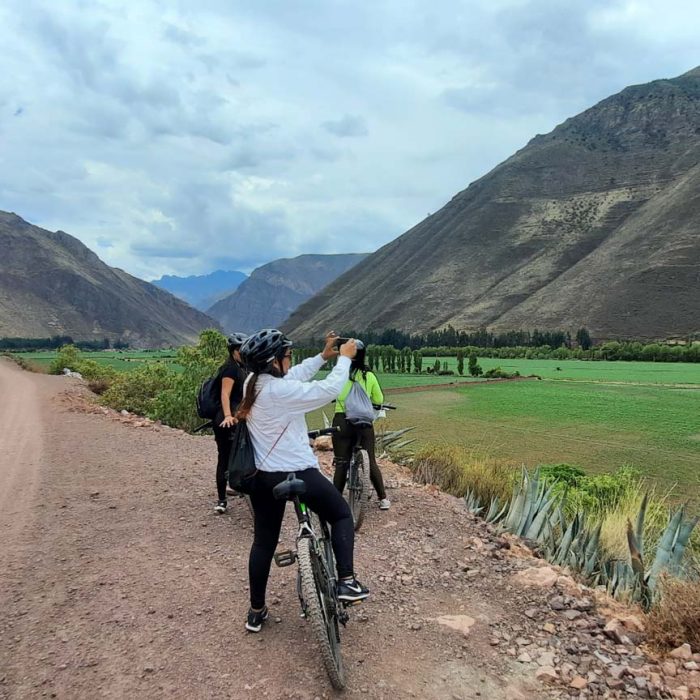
331 413 387 500
213 426 232 502
248 468 354 610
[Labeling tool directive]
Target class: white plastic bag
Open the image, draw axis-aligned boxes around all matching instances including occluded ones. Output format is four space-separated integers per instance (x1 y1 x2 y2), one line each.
344 381 376 425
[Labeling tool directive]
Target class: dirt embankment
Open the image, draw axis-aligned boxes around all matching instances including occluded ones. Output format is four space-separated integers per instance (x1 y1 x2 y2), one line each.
0 358 698 700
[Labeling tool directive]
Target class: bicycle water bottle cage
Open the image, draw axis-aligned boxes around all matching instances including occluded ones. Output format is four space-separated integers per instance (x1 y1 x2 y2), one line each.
272 473 307 501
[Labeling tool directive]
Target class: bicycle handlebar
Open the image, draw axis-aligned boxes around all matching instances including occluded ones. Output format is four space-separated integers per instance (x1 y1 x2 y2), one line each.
307 426 341 439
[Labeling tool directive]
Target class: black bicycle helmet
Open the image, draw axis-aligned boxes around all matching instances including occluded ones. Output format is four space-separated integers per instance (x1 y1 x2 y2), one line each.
240 329 292 372
227 332 249 350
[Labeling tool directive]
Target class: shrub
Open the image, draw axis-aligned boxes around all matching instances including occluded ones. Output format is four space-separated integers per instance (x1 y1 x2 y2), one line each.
647 575 700 651
483 366 520 379
101 363 175 416
77 359 118 395
49 344 83 374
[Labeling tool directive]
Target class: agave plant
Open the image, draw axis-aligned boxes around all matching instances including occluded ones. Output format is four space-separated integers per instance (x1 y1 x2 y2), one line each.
464 488 484 515
501 468 562 540
376 426 416 455
622 496 699 609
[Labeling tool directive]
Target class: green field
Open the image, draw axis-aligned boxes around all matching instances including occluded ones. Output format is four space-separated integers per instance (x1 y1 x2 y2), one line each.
310 358 700 498
17 349 180 372
423 356 700 385
16 350 700 496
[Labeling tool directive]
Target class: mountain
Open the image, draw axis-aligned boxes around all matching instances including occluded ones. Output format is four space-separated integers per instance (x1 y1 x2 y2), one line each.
285 68 700 341
207 253 368 334
151 270 247 310
0 212 218 347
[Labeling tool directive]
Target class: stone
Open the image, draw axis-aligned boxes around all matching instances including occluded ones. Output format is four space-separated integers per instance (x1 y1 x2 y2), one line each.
670 644 693 661
535 666 559 684
517 652 532 663
633 676 647 690
608 664 628 680
661 661 677 677
573 598 594 612
671 687 690 700
616 614 645 633
514 566 559 589
543 622 557 634
549 596 567 610
570 676 588 689
524 608 539 619
313 435 333 451
537 651 556 667
435 615 475 637
683 660 699 671
562 609 583 621
604 619 626 644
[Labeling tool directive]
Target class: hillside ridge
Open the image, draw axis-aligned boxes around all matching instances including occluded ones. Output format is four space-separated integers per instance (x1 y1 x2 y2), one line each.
284 68 700 340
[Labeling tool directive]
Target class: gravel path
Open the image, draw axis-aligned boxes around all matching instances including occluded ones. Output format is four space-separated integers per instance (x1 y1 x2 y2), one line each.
1 358 697 699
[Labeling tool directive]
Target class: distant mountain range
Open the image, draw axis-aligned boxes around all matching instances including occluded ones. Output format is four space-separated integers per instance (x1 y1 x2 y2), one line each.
207 253 368 334
285 67 700 341
152 270 247 310
0 212 217 347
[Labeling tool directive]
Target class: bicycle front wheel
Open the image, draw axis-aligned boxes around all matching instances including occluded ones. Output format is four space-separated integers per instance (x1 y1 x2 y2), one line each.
348 449 371 531
297 537 345 690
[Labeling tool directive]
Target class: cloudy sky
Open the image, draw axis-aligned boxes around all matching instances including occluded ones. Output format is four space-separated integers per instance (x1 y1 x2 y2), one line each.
1 1 698 280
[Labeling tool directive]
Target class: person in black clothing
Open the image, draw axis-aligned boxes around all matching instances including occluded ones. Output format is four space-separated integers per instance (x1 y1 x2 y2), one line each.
213 332 248 513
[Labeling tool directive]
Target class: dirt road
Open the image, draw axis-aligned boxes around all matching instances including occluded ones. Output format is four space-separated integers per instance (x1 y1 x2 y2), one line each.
1 358 687 699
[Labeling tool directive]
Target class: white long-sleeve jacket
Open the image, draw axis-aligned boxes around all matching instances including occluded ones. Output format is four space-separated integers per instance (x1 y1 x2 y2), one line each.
245 354 351 472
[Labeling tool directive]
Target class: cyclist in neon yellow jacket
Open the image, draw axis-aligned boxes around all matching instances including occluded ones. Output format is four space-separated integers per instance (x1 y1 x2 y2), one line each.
332 343 390 509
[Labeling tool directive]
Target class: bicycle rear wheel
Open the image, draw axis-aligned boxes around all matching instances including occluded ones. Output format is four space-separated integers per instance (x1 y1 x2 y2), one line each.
347 449 371 531
297 537 345 689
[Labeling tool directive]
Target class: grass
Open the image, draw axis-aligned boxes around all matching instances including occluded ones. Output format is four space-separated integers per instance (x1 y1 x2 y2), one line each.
372 379 700 499
16 349 181 372
422 356 700 385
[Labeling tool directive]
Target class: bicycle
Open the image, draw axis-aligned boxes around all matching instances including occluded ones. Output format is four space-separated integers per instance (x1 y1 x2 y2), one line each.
271 427 356 690
340 403 396 531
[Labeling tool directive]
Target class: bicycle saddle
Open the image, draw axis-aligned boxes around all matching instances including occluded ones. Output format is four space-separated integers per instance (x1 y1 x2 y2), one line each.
272 473 307 501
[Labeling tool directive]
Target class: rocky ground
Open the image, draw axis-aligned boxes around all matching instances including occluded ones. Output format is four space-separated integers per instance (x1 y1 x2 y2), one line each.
0 358 698 699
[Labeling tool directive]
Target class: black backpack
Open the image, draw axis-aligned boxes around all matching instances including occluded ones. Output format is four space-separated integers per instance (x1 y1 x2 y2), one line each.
227 420 258 494
196 370 222 419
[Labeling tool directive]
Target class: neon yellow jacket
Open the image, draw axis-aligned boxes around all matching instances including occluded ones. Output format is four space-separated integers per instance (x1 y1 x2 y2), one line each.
335 370 384 413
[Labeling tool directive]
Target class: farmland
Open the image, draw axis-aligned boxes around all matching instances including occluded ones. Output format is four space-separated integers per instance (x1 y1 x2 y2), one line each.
13 350 700 496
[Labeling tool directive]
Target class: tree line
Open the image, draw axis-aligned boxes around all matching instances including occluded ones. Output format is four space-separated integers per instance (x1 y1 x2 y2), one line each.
294 338 699 370
0 336 130 351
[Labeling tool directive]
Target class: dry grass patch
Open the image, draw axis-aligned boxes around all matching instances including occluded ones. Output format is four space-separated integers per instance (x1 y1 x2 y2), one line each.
647 575 700 651
409 443 516 504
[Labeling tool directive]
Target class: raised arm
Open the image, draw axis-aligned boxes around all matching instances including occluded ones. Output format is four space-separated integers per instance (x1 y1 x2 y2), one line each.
285 354 325 382
273 356 352 414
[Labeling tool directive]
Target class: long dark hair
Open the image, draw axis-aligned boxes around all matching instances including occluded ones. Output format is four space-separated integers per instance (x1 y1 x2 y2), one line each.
350 346 371 381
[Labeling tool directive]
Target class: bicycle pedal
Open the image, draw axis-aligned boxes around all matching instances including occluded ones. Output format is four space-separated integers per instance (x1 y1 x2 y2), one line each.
341 599 363 607
274 550 297 567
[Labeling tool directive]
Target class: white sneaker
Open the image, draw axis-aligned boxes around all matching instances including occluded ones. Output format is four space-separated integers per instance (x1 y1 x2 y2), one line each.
379 498 391 510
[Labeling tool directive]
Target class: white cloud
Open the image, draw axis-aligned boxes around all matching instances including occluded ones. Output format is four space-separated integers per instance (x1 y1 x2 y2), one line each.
0 0 698 280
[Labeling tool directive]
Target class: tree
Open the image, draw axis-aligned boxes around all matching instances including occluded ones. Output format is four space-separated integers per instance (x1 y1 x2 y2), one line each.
576 327 592 351
468 353 483 377
413 350 422 373
456 349 464 375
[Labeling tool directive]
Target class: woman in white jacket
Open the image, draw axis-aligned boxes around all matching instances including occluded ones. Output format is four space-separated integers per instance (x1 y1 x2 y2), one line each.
237 329 369 633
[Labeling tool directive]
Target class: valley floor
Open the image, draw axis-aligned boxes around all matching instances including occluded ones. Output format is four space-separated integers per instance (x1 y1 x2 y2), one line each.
1 359 697 699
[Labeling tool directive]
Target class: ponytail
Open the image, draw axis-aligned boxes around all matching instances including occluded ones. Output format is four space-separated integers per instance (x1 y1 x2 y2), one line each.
236 373 259 420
